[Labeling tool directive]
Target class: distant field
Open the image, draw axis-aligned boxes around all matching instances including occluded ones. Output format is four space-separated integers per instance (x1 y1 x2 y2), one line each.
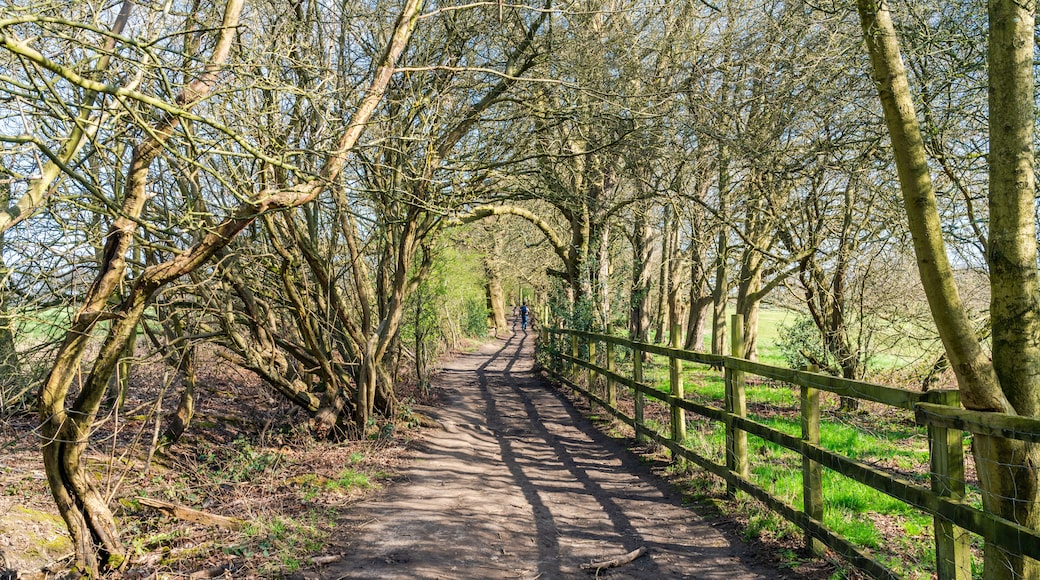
678 307 795 366
680 305 942 382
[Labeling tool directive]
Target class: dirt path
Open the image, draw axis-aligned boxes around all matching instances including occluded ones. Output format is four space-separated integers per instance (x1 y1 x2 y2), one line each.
325 332 785 579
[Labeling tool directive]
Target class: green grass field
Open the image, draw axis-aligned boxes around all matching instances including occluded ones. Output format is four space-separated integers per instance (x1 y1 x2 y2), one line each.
627 359 970 578
680 307 797 367
602 306 977 579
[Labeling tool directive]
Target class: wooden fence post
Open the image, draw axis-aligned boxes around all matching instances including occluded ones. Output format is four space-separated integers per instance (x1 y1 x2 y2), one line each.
725 314 748 494
634 344 647 443
570 333 579 385
605 341 616 410
669 323 686 463
801 364 824 556
555 329 562 374
587 337 597 408
548 329 556 373
927 390 970 580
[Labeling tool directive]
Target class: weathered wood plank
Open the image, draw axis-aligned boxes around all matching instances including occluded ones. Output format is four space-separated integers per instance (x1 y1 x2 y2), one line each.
543 326 1040 570
725 314 748 494
633 343 647 443
916 402 1040 442
925 392 971 580
669 323 686 463
556 328 723 366
658 435 898 579
551 327 943 410
725 358 931 410
587 337 597 407
801 366 824 556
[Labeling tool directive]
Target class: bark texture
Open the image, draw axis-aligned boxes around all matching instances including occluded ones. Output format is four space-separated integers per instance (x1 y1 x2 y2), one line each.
857 2 1039 577
35 0 424 571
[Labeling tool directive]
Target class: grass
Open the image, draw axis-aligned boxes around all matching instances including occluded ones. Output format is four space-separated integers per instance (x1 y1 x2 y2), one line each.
679 307 797 367
575 305 975 579
226 512 334 574
646 399 946 576
669 304 942 380
656 379 945 575
326 468 373 492
117 432 395 575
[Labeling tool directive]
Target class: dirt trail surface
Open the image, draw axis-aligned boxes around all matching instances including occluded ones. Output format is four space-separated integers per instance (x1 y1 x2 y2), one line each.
327 332 783 579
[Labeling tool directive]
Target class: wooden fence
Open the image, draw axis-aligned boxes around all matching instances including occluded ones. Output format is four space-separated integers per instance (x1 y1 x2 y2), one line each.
539 316 1040 580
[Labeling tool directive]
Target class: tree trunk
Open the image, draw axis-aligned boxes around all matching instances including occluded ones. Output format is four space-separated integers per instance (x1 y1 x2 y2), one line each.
37 6 243 563
485 276 507 335
735 249 762 361
485 233 508 335
628 205 655 346
983 1 1040 575
711 143 731 356
41 284 155 575
988 0 1040 422
354 216 431 428
163 345 197 444
666 211 683 347
856 3 1036 578
0 238 20 408
106 324 137 412
685 228 711 351
42 443 124 576
34 0 422 569
710 244 728 356
855 0 1006 409
596 221 612 331
685 291 712 352
653 206 671 343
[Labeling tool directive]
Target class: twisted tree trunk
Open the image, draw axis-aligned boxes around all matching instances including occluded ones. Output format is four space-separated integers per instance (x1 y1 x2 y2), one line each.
34 0 424 571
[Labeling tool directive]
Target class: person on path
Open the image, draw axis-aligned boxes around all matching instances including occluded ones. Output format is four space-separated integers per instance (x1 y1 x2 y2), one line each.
520 302 529 331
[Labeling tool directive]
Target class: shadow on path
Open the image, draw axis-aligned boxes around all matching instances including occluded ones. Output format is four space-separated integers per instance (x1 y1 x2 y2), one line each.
325 333 782 579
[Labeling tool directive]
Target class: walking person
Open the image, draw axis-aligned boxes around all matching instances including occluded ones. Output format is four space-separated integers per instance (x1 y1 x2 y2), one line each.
520 302 529 331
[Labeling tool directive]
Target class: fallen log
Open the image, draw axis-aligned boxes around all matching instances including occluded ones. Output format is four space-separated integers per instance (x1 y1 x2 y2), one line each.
580 546 648 572
137 497 245 531
189 562 242 578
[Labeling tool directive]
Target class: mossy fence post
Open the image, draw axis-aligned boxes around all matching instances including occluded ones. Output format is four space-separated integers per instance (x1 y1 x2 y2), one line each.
669 323 686 464
927 389 970 580
570 333 579 386
586 336 596 408
605 340 616 410
633 344 647 443
552 329 561 373
725 313 749 495
801 364 824 556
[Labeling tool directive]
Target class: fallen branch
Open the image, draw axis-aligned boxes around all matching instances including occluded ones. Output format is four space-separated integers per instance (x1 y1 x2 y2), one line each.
311 554 343 565
189 562 242 578
580 546 647 572
137 497 245 530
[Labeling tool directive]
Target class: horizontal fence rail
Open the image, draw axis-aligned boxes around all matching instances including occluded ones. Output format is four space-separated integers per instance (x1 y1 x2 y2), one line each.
538 319 1040 580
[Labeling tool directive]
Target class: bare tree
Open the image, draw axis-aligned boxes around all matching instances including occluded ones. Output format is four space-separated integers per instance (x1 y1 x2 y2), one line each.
3 0 424 571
